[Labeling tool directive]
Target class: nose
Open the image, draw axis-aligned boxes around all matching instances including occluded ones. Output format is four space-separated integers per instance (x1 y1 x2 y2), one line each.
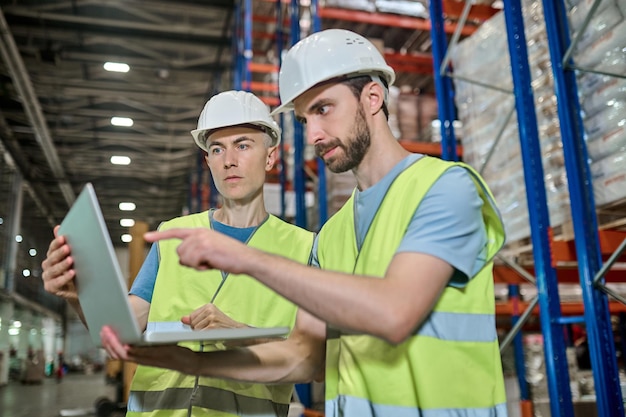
305 120 325 146
223 148 238 168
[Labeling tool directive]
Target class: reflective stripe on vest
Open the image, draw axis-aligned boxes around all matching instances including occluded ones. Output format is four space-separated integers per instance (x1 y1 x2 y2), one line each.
128 386 289 416
326 396 508 417
129 212 315 417
328 310 496 342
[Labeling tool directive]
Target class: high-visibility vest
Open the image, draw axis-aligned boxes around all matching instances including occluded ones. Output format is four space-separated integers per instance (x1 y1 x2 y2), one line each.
317 156 507 417
128 212 315 417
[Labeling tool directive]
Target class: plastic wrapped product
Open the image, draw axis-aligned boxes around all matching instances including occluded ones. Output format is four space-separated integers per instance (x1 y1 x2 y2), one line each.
581 76 626 117
591 151 626 205
593 44 626 75
575 20 626 68
374 0 428 18
587 121 626 162
569 0 616 31
573 4 623 52
584 100 626 140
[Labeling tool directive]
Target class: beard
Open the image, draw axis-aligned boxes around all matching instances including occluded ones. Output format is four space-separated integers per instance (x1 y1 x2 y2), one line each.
315 105 371 173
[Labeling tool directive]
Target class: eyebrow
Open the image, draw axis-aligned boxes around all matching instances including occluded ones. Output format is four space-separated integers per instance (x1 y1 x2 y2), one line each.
207 136 254 148
295 98 332 123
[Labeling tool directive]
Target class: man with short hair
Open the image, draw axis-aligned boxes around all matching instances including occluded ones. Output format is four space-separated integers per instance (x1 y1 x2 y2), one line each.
42 90 322 417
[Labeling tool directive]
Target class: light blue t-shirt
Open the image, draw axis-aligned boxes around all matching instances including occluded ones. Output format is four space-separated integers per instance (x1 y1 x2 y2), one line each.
313 154 488 287
129 210 257 303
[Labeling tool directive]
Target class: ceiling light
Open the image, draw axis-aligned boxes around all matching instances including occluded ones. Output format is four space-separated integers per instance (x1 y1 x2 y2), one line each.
120 218 135 227
111 117 134 127
13 321 21 328
110 155 131 165
8 328 19 336
104 62 130 73
29 248 37 256
15 235 22 243
22 269 31 277
119 202 136 211
121 234 133 243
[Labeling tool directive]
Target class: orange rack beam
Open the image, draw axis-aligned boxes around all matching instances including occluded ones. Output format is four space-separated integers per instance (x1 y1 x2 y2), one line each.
248 62 279 74
493 264 626 285
241 81 279 93
551 229 626 264
495 300 626 316
385 52 433 75
399 140 463 157
319 7 477 36
442 0 501 22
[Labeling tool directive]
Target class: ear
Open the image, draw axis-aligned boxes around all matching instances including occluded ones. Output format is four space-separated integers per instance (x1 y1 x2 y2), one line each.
265 146 278 171
364 81 385 116
204 154 210 166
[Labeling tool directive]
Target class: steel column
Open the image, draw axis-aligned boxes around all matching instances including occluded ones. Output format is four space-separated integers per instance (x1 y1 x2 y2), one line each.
428 0 458 161
311 0 327 228
275 0 287 219
243 0 252 91
509 285 532 414
503 1 573 415
290 0 306 228
541 0 624 415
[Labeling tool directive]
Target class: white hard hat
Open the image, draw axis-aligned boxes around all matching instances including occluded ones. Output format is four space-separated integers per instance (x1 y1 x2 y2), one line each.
191 90 281 151
272 29 395 115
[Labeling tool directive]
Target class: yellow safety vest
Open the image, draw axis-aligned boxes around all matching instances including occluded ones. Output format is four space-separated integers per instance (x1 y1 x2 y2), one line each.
317 156 507 417
128 212 315 417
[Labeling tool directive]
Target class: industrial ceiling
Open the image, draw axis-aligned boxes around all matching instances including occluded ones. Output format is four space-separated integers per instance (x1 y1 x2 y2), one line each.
0 0 484 247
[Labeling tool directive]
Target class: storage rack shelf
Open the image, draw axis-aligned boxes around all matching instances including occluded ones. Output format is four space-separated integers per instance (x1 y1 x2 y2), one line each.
429 1 626 416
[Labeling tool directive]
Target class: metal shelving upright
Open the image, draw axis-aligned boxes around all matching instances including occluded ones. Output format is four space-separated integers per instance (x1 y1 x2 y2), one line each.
430 0 625 416
540 0 624 414
232 0 310 224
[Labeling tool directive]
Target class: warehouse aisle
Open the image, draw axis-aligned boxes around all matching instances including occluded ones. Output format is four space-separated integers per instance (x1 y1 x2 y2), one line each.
0 372 117 417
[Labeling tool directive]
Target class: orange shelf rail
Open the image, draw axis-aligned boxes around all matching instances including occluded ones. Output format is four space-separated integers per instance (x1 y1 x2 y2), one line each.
495 300 626 316
319 7 477 36
248 62 279 74
493 264 626 285
385 52 434 75
398 140 463 157
550 229 626 264
442 0 501 22
241 81 279 93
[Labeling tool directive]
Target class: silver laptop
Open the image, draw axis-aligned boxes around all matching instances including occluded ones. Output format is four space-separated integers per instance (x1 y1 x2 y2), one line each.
58 183 289 347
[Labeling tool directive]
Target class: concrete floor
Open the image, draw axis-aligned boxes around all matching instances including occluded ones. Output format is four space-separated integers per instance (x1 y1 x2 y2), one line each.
0 372 118 417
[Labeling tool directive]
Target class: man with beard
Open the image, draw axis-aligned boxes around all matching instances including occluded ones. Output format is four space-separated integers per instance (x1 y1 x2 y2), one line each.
102 29 508 417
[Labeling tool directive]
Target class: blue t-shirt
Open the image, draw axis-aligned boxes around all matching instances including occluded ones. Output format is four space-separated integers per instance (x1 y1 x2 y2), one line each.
129 210 257 303
313 154 487 286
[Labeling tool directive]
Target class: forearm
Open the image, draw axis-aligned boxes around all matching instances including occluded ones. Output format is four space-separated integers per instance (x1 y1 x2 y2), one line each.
243 251 394 338
192 339 321 384
242 250 451 344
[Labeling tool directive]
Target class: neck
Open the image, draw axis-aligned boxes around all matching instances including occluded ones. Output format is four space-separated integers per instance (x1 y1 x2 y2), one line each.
352 122 410 191
213 196 268 228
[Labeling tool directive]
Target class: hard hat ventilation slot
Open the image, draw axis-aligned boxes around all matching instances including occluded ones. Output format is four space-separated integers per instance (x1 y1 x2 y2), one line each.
345 37 365 45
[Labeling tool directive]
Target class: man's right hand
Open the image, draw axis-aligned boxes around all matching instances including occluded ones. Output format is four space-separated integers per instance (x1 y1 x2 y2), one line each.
41 225 78 300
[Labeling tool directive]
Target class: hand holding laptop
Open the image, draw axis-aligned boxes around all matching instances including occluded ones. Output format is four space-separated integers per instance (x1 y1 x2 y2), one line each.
49 183 289 348
42 225 79 302
100 325 198 375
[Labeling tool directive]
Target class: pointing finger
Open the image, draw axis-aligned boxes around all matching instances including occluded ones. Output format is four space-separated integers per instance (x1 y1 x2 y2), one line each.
144 228 193 242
